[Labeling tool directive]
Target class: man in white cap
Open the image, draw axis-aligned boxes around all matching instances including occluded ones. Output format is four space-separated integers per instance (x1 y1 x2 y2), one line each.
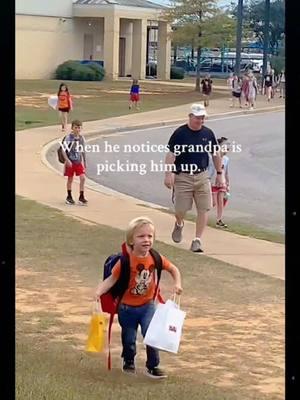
164 103 224 252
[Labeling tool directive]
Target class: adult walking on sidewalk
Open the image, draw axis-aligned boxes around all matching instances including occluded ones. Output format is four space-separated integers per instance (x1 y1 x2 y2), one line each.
164 103 224 253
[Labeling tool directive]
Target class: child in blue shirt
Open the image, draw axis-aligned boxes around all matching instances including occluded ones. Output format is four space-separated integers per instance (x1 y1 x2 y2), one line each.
129 79 140 110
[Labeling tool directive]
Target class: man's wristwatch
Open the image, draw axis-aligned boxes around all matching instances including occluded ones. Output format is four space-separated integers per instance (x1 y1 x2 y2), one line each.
217 171 222 175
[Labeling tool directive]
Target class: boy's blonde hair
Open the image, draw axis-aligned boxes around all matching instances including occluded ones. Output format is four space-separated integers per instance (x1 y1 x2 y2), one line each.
126 216 155 246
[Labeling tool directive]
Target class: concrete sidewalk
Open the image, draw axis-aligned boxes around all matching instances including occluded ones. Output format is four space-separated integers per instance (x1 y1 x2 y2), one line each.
16 95 285 280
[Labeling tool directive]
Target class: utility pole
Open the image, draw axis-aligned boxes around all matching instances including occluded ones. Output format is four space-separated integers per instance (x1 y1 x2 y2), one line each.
262 0 270 76
235 0 243 76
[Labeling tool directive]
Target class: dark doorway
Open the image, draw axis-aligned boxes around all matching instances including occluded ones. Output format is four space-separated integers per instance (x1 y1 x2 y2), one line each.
83 34 94 60
119 37 126 77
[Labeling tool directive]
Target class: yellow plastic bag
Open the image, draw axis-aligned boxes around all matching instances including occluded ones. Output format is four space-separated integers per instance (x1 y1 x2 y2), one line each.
86 301 106 353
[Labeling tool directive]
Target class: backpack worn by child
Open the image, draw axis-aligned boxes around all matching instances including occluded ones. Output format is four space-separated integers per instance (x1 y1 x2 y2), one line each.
100 243 164 370
57 136 77 164
57 136 66 164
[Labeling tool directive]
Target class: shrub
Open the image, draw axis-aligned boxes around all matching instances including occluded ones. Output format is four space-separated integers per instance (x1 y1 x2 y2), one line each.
55 60 105 81
71 65 95 81
146 64 185 79
55 60 81 80
86 62 105 81
170 66 185 79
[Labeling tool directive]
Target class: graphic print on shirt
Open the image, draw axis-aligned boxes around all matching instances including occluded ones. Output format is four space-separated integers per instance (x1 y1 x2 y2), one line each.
131 263 155 296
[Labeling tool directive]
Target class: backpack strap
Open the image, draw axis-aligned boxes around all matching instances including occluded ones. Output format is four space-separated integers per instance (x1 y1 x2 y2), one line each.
149 249 164 302
107 254 130 370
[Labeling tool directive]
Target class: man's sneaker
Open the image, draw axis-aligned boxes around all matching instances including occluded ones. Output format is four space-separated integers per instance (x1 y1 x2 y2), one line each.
190 239 203 253
78 197 88 206
145 367 167 379
65 196 75 205
122 361 136 375
172 222 184 243
216 220 228 229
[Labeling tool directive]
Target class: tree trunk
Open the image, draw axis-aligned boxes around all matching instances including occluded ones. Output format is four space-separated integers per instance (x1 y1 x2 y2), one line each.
195 46 201 91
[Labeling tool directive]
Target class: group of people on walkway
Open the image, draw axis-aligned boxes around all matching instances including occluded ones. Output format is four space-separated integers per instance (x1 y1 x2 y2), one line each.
226 68 285 109
58 96 230 253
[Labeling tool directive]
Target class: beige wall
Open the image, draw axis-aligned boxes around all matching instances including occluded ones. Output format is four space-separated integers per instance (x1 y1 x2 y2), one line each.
16 15 106 79
16 15 81 79
73 17 104 60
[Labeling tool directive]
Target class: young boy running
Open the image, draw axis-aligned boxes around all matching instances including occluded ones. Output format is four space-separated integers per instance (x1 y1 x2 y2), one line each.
61 119 88 205
95 217 183 379
129 79 140 110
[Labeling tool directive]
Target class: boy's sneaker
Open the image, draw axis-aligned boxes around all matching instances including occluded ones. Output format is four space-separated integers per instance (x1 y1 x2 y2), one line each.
122 361 136 375
216 220 228 228
78 197 88 206
190 239 203 253
65 196 75 205
145 367 167 379
172 222 184 243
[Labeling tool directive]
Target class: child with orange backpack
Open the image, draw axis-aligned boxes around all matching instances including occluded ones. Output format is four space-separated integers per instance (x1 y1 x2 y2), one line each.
95 216 182 379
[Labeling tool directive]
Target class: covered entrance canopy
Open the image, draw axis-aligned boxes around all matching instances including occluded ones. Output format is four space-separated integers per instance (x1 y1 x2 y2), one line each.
73 0 171 80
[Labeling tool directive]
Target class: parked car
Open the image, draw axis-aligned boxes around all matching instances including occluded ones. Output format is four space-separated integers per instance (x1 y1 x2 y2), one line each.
209 63 233 72
174 59 196 71
250 60 263 73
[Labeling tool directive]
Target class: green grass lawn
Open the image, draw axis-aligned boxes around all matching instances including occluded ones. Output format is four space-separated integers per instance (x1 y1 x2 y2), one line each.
137 204 285 244
16 79 227 131
16 196 284 400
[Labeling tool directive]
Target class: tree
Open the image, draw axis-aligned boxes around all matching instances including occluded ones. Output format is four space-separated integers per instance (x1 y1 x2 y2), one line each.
270 36 285 74
164 0 236 90
230 0 285 53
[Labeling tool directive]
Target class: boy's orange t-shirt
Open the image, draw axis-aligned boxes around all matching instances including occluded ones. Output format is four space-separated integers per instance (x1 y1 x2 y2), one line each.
111 252 172 306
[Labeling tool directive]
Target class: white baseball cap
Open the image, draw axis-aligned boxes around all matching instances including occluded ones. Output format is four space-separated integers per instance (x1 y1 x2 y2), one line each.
190 103 207 117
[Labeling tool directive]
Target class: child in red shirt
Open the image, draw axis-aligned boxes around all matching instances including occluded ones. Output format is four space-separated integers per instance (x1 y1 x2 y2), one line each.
95 217 182 379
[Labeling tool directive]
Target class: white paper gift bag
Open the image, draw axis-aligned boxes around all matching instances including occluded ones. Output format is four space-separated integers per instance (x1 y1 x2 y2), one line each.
48 95 58 110
143 298 186 354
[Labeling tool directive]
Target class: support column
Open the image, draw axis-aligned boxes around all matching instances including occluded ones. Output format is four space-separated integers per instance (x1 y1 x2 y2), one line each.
124 21 133 77
157 21 171 80
131 19 147 79
103 15 120 80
